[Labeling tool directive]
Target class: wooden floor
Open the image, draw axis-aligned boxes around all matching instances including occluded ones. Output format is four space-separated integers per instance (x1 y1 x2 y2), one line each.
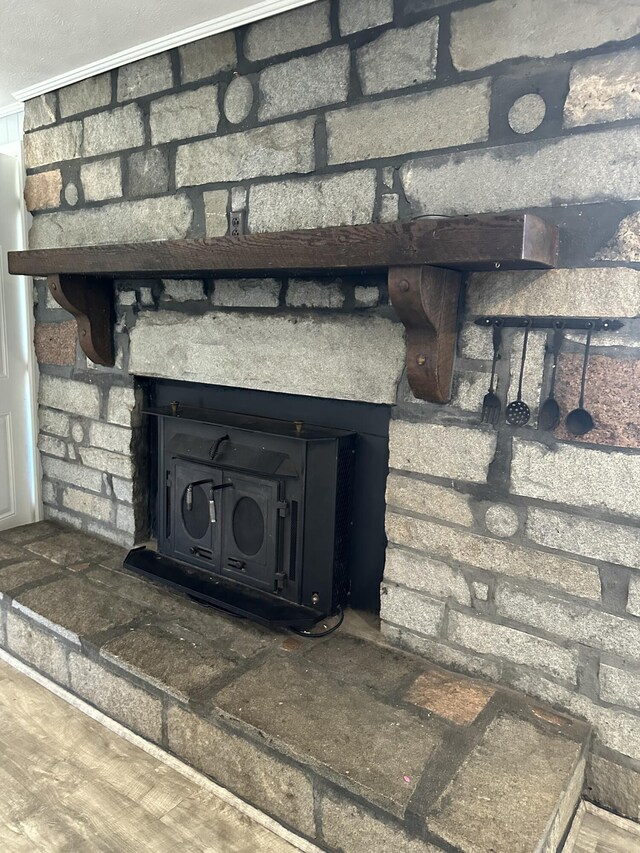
0 658 312 852
564 801 640 852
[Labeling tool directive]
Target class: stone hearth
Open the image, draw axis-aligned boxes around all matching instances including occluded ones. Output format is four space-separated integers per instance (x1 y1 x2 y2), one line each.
0 521 590 853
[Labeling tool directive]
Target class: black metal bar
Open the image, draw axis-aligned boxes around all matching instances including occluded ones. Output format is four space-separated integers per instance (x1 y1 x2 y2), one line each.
474 317 624 331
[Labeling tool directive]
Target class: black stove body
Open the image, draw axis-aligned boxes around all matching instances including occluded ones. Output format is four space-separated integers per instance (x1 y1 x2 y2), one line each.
125 405 355 628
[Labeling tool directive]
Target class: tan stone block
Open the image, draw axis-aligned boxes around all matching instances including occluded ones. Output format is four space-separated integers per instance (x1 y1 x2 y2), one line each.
565 47 640 128
406 669 495 725
24 170 62 211
34 321 77 365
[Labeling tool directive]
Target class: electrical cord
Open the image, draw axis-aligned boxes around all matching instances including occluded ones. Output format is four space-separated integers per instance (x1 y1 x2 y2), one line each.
289 606 344 638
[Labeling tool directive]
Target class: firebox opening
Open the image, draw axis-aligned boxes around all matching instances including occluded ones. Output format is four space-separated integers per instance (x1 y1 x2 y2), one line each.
137 378 391 617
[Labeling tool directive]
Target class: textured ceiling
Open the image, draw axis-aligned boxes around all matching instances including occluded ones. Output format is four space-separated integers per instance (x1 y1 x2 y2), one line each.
0 0 311 113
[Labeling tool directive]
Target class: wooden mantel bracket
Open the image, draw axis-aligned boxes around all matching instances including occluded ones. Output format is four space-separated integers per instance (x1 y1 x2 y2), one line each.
48 274 114 366
389 266 461 404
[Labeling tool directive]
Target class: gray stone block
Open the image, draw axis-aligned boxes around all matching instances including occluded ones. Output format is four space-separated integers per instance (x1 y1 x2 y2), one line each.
223 76 253 124
526 508 640 570
511 670 640 763
6 610 69 685
203 190 229 237
389 420 496 484
130 309 404 405
89 422 132 455
357 18 438 95
339 0 393 35
41 456 103 494
321 791 440 852
30 195 193 248
211 279 280 308
69 653 162 741
508 93 546 134
385 472 474 527
24 122 82 169
384 547 471 606
24 93 57 131
286 279 344 309
600 663 640 712
328 80 490 164
512 439 640 520
258 46 350 121
80 157 122 202
484 504 519 538
379 583 445 637
244 1 331 61
565 46 640 128
111 478 134 504
215 656 441 817
38 434 67 459
627 575 640 617
496 584 640 661
79 447 132 480
0 559 60 595
383 622 502 683
179 31 237 84
117 53 173 101
127 148 169 197
176 117 315 187
386 511 602 601
587 754 640 821
467 268 640 320
596 211 640 263
107 386 140 427
248 170 377 232
62 488 114 523
429 714 583 853
59 73 111 118
448 611 578 683
150 85 219 145
101 625 236 701
82 103 144 158
379 193 399 223
38 406 70 438
39 375 100 420
160 279 206 302
450 0 640 71
167 706 315 835
401 126 640 215
354 285 379 308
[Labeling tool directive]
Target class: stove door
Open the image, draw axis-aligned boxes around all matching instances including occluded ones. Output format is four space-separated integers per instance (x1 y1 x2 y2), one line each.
220 472 281 593
171 460 223 569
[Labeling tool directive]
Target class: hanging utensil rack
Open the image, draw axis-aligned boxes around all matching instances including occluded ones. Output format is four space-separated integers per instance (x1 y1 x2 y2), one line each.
475 317 624 331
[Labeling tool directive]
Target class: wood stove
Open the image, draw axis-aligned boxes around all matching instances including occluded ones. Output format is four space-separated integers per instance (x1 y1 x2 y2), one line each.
125 402 355 629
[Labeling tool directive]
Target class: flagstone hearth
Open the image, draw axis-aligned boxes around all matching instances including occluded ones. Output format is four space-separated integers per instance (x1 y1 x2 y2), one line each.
0 521 590 853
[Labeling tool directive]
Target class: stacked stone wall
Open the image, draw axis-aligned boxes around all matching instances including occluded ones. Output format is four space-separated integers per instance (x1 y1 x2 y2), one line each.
22 0 640 816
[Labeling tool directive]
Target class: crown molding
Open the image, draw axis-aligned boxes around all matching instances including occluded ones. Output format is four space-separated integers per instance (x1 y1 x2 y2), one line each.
12 0 316 103
0 102 24 119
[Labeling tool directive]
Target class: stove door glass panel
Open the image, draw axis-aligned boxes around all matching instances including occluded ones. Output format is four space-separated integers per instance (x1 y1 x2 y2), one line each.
221 472 280 592
172 460 223 569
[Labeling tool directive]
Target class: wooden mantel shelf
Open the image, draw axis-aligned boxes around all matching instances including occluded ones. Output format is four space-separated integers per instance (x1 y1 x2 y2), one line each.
8 214 558 403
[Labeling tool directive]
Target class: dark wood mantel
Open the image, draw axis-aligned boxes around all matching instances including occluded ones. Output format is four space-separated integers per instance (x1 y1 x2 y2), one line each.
8 214 558 403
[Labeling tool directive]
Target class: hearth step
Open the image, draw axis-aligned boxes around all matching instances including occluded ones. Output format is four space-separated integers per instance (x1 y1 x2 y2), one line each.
0 521 591 853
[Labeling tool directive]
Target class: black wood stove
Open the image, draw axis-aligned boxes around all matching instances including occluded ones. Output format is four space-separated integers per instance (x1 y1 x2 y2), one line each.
125 404 355 629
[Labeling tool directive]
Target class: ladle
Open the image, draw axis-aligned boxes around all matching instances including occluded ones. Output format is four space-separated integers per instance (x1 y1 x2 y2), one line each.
565 327 595 436
538 329 563 431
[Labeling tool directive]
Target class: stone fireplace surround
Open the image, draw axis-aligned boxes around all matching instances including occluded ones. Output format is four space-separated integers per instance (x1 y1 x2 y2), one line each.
19 0 640 824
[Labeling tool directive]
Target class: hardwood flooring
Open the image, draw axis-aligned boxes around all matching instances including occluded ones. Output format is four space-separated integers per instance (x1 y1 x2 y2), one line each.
564 801 640 852
0 658 313 852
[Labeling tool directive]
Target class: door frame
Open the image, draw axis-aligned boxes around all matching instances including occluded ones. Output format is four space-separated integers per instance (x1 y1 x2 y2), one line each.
0 115 41 522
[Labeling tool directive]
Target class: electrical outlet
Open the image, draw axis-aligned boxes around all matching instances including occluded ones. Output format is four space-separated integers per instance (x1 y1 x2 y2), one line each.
229 210 246 236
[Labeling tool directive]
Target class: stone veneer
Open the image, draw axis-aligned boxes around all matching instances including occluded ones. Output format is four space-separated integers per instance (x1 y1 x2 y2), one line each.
22 0 640 821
